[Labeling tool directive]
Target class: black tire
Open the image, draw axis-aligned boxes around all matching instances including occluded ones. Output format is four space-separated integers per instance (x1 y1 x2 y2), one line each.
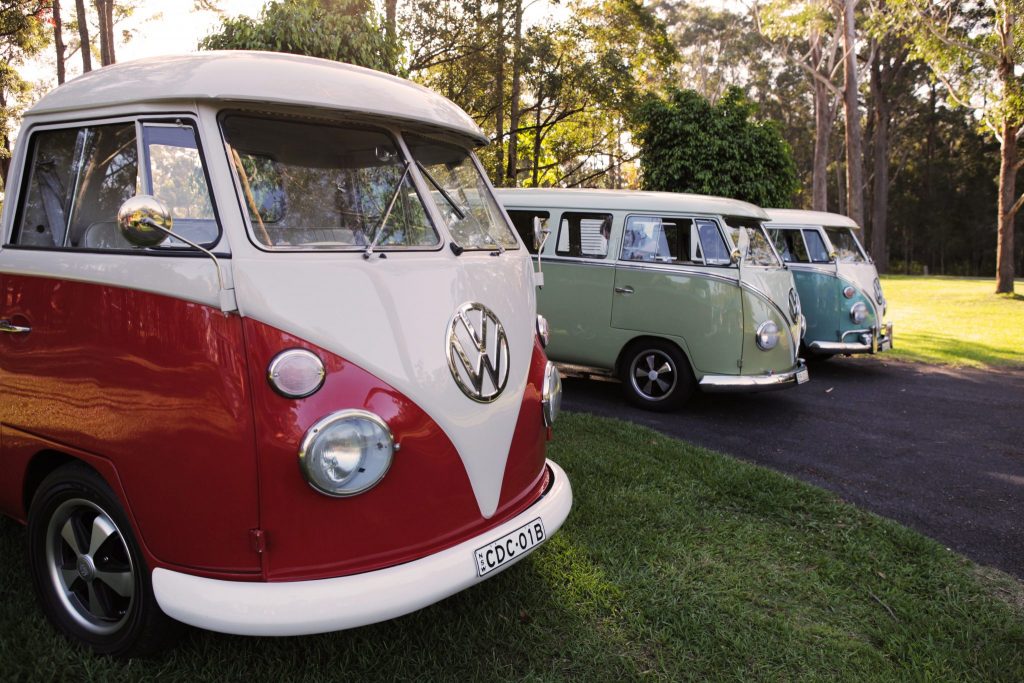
620 340 694 411
27 463 182 657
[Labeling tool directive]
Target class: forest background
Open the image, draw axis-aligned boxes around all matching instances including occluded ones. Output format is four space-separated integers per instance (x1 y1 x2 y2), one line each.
1 0 1021 291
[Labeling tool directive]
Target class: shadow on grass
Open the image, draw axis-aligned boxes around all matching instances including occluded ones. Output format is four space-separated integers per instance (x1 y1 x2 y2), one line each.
889 331 1024 369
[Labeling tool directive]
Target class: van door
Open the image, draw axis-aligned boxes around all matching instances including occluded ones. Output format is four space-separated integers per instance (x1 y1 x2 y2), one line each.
611 215 742 376
539 211 618 368
0 119 260 573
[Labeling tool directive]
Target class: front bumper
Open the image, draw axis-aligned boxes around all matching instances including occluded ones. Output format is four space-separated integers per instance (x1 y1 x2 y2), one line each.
699 359 808 393
152 460 573 636
808 322 894 355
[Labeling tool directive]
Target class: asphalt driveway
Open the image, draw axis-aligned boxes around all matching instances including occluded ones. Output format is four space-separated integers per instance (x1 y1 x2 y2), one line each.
561 356 1024 578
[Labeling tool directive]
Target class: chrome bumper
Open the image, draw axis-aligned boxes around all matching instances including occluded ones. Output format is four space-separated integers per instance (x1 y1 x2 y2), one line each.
699 359 809 393
808 322 894 355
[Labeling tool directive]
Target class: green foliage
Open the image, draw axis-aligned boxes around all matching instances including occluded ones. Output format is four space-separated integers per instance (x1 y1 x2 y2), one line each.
1 1 50 184
199 0 399 74
633 86 800 206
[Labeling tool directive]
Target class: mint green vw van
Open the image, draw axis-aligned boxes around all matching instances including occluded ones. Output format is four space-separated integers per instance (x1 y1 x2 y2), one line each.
497 189 808 411
764 209 893 358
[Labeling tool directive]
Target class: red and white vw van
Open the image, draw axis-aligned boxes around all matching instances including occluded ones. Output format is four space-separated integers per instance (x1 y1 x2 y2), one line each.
0 52 571 656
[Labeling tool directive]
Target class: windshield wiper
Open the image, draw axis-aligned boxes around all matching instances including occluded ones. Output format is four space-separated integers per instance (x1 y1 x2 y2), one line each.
415 161 506 255
363 161 411 259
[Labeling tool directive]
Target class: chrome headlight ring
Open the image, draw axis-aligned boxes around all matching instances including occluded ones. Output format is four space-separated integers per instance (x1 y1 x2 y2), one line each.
755 320 780 351
298 410 395 497
850 301 868 325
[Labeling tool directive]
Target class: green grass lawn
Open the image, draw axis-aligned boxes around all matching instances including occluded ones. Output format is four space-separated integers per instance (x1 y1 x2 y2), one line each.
881 275 1024 368
2 413 1021 681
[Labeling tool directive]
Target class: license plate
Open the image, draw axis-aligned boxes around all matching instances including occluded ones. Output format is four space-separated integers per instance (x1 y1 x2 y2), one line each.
796 367 810 384
475 518 546 577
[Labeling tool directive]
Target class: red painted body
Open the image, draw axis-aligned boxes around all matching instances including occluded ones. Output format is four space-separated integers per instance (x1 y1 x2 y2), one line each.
0 275 550 582
242 318 549 581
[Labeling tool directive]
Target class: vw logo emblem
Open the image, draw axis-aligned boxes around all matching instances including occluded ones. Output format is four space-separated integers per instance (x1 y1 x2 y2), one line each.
447 302 510 403
789 288 801 321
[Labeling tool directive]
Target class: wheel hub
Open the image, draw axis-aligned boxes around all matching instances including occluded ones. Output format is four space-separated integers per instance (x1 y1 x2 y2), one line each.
76 556 95 582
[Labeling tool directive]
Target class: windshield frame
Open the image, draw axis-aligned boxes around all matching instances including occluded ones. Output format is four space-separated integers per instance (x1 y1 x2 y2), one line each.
722 217 784 268
219 109 468 254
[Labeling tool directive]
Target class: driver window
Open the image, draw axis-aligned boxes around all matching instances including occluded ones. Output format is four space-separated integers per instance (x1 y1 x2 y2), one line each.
142 124 218 248
12 123 139 249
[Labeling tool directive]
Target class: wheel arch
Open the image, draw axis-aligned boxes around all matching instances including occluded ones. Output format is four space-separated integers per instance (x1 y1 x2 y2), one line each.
614 334 695 379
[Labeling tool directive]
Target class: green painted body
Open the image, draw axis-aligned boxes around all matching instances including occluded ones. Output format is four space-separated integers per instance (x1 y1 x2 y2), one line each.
790 268 877 347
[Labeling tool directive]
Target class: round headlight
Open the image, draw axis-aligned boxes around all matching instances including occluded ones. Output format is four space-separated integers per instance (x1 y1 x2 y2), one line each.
537 314 550 348
842 285 856 299
299 410 394 497
541 362 561 427
268 349 325 398
850 301 868 325
756 320 780 351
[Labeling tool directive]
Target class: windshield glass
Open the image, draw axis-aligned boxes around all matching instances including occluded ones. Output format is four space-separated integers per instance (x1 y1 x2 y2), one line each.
222 115 438 250
404 134 518 251
724 218 781 267
824 227 868 263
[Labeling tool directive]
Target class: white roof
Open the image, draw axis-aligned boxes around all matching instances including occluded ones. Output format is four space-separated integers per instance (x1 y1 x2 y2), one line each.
764 208 860 230
495 188 768 220
26 51 487 144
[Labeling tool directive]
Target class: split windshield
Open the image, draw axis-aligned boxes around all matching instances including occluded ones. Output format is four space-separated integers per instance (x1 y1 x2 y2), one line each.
723 218 781 267
824 227 868 263
222 115 514 251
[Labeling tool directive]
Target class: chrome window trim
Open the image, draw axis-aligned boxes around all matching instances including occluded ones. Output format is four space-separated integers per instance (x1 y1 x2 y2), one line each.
217 111 446 254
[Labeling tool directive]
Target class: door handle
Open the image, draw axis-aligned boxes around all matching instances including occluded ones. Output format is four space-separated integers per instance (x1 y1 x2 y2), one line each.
0 320 30 334
614 286 635 295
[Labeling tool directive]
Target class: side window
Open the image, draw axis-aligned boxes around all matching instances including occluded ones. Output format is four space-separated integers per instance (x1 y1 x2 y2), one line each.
803 229 831 262
695 219 731 265
506 209 549 255
13 123 138 248
142 124 217 247
556 212 612 259
622 215 723 266
770 228 810 263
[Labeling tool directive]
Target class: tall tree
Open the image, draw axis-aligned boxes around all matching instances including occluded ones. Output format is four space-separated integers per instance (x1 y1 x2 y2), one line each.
201 0 400 74
74 0 90 72
52 0 65 83
504 0 522 186
93 0 113 65
1 0 48 186
888 0 1022 293
634 86 800 206
754 0 844 211
839 0 865 227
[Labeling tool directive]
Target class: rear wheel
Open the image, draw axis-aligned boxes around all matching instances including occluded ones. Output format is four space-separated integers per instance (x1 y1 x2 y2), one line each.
620 340 694 411
27 463 182 657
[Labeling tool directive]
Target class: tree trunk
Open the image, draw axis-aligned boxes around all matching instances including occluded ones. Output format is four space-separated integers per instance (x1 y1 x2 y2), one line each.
385 0 397 44
869 47 890 272
493 0 505 185
810 32 830 211
94 0 114 66
841 0 864 227
532 96 542 186
996 12 1018 293
53 0 66 84
504 0 522 187
997 125 1019 294
75 0 91 72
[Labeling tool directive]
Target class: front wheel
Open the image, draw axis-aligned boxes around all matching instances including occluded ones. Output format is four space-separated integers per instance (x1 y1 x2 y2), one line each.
620 341 694 411
27 463 182 657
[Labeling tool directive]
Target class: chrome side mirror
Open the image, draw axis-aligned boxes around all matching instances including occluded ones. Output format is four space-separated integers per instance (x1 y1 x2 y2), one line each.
117 195 172 247
829 250 839 262
730 248 742 265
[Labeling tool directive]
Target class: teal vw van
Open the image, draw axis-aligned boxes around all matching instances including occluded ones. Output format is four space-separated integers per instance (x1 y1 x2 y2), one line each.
765 209 893 357
497 189 808 411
